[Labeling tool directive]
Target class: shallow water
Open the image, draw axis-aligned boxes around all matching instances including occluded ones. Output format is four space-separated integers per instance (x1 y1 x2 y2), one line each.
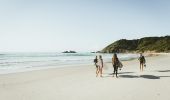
0 52 139 74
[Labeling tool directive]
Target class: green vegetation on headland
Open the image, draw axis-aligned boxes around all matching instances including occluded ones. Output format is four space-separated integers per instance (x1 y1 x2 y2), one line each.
101 36 170 53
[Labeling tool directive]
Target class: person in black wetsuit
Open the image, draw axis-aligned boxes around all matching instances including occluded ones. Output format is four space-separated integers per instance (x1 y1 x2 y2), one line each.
138 53 146 72
94 56 99 77
112 53 119 78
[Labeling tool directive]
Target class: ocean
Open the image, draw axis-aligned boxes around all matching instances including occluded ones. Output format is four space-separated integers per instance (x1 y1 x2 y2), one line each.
0 52 139 74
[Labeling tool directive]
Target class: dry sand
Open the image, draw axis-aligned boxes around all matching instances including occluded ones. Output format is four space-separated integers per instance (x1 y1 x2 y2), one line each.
0 53 170 100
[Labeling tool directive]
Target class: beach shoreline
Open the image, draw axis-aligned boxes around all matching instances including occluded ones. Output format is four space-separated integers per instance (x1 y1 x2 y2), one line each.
0 52 141 75
0 53 170 100
0 52 159 75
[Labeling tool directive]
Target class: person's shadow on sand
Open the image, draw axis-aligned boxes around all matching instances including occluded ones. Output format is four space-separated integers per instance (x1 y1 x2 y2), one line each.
140 75 160 79
156 70 170 72
119 75 160 79
103 71 170 79
119 74 170 79
104 72 134 75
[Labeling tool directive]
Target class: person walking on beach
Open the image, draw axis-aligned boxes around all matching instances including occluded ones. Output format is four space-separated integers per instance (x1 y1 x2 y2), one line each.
94 56 99 77
138 53 146 71
96 55 103 77
112 53 120 78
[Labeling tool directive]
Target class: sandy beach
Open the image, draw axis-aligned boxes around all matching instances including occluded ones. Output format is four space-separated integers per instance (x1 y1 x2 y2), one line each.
0 53 170 100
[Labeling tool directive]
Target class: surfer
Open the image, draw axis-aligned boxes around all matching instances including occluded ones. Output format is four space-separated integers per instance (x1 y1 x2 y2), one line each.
112 53 120 78
94 56 99 77
96 55 103 77
138 53 146 71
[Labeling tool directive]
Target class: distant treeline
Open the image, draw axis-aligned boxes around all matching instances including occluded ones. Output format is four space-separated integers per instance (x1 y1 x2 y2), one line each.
101 36 170 53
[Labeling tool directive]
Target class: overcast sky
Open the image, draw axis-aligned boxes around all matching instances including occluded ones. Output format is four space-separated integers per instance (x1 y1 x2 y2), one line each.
0 0 170 52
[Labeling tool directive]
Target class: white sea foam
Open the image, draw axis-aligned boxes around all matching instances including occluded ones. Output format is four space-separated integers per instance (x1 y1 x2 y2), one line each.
0 52 139 74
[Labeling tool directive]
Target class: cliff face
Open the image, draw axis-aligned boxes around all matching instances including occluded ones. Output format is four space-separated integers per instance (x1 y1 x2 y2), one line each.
102 36 170 53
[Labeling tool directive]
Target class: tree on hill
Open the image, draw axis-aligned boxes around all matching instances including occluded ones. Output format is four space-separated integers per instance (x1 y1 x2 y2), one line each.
102 36 170 53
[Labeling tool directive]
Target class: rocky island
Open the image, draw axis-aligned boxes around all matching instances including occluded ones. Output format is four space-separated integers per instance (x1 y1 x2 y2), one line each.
62 50 77 53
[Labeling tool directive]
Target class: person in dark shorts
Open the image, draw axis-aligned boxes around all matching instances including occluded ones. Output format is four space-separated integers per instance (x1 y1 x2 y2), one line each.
138 53 146 71
112 53 120 78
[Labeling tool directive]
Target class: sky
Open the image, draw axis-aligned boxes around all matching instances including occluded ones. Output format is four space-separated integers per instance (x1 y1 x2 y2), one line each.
0 0 170 52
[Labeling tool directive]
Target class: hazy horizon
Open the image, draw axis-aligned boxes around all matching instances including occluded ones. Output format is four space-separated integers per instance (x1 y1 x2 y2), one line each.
0 0 170 52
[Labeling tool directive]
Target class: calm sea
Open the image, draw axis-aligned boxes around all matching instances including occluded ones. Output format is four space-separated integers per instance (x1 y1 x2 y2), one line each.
0 52 139 74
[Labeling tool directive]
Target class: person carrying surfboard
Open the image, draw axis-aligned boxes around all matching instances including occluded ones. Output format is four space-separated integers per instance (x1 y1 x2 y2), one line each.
94 56 99 77
112 53 122 78
138 53 146 72
96 55 104 77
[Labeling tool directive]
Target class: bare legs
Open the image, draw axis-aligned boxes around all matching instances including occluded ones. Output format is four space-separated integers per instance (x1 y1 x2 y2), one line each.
96 67 100 77
100 68 103 77
96 66 103 77
140 63 144 71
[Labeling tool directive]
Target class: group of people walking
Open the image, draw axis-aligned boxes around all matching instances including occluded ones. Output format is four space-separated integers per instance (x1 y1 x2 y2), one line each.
94 53 146 78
